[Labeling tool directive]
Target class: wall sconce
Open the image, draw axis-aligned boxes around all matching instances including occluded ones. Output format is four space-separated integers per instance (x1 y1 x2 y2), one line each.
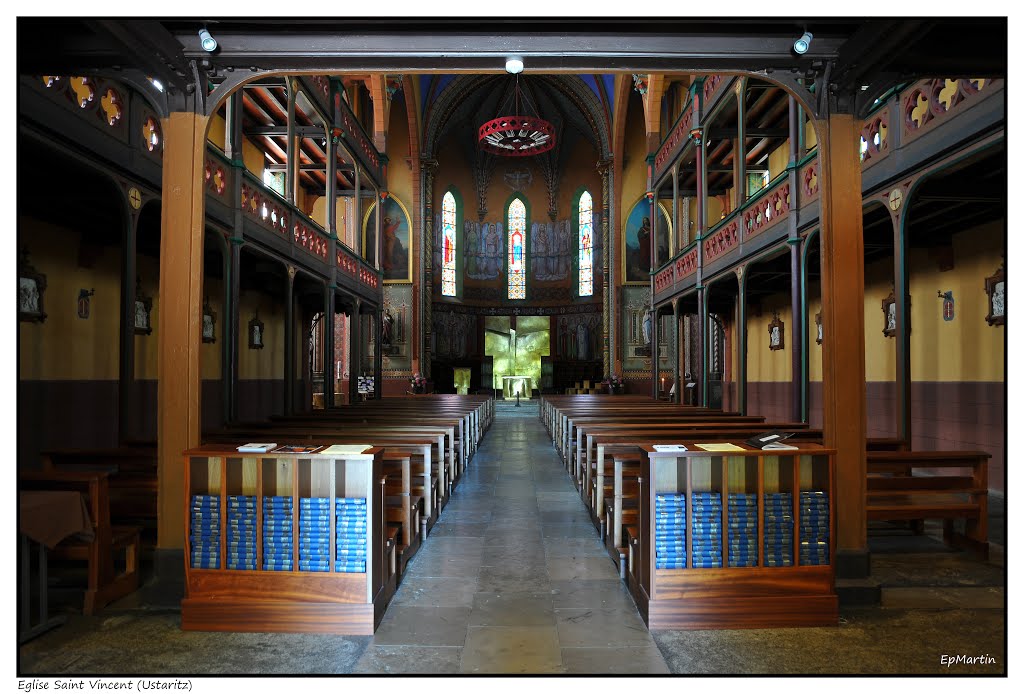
380 190 390 201
645 191 655 201
688 128 704 146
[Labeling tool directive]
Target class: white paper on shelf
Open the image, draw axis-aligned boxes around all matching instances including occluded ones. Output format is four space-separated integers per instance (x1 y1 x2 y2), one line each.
319 444 373 455
762 442 799 450
236 443 277 453
653 444 688 452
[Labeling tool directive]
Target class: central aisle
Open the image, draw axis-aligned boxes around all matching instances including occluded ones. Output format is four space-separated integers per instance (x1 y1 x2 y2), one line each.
354 401 669 674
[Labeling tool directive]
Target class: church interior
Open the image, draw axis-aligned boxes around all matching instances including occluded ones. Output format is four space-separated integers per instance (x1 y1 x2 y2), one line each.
14 17 1008 677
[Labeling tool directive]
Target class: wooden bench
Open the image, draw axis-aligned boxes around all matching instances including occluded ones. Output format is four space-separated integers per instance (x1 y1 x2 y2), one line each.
20 469 141 615
867 450 991 556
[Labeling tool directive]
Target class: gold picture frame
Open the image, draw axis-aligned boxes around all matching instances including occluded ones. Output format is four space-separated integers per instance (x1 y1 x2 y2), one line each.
622 197 673 285
362 194 413 284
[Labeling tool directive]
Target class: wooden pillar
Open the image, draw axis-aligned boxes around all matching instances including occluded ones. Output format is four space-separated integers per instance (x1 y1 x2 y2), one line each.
224 91 244 426
374 188 383 274
283 266 295 415
286 79 298 204
894 210 912 445
699 286 709 406
788 97 804 423
353 166 362 260
816 112 869 577
323 285 335 408
737 267 748 415
695 130 708 407
671 167 679 257
349 298 362 404
156 110 209 549
118 210 138 442
735 85 747 208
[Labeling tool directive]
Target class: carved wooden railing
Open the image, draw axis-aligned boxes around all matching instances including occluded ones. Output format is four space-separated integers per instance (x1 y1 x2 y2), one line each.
204 149 232 202
901 78 1001 145
654 96 695 179
241 173 290 237
703 214 741 262
293 218 329 261
743 176 790 239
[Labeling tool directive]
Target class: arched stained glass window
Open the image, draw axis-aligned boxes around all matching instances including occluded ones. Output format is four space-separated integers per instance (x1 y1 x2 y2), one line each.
578 191 594 297
441 192 457 297
507 198 526 300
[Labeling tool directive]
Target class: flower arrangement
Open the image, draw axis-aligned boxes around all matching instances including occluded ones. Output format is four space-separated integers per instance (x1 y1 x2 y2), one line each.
603 374 623 387
410 373 426 388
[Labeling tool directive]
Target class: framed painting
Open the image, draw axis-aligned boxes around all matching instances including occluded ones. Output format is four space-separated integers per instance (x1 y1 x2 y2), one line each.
248 313 264 350
202 299 216 344
768 311 784 351
985 263 1005 326
134 277 152 335
622 197 672 284
18 248 47 323
363 195 412 283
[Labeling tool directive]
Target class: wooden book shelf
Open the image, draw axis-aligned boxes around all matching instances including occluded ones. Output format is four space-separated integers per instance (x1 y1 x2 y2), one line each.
181 444 385 635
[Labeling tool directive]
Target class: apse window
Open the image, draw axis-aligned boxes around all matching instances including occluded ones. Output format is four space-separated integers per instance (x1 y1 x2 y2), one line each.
508 198 526 300
578 190 594 297
441 191 458 297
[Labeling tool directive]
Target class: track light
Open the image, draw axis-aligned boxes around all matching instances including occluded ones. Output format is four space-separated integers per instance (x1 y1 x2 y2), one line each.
793 31 813 55
505 57 524 74
199 27 218 53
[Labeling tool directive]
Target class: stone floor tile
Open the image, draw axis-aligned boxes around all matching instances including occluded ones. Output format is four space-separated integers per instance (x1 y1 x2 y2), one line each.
459 626 565 674
370 606 471 647
353 645 463 674
468 592 556 627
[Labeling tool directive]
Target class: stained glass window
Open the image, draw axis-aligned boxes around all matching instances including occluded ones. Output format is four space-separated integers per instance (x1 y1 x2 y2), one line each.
578 191 594 297
441 191 457 297
508 198 526 300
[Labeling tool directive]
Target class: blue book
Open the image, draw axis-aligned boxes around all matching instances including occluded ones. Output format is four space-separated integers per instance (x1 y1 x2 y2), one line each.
335 498 367 504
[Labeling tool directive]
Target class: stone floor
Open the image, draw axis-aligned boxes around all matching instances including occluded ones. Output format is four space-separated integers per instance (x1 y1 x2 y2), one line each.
16 401 1006 676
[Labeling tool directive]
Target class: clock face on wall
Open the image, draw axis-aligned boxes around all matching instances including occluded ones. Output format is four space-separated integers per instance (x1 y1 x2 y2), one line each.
888 187 903 211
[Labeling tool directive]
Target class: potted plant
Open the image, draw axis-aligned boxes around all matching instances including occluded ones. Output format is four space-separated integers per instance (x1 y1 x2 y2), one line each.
409 372 426 394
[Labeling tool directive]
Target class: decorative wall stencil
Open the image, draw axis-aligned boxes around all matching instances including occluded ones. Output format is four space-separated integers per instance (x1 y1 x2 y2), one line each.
985 263 1005 326
503 165 533 191
768 312 785 351
77 289 94 320
938 290 955 322
134 277 152 335
555 312 601 361
18 248 47 323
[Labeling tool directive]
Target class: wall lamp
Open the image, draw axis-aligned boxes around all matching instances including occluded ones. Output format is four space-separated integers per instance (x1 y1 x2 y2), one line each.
793 31 813 55
199 27 218 53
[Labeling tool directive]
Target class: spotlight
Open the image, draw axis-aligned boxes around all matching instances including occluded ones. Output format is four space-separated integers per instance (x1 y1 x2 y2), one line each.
199 27 218 53
505 57 524 75
793 31 813 55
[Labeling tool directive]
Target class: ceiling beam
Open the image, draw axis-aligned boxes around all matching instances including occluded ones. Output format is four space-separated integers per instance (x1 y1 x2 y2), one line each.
246 125 325 137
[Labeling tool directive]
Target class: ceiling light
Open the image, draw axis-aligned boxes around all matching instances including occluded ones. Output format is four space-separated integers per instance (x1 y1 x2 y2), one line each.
793 31 813 55
505 57 524 75
199 28 218 53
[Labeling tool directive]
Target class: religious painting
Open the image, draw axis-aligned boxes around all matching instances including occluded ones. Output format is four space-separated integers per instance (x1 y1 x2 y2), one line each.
363 195 412 283
623 198 672 284
134 277 152 335
458 220 504 281
77 289 94 320
18 249 47 323
985 263 1005 326
248 313 264 349
768 312 784 351
815 312 822 345
202 299 216 344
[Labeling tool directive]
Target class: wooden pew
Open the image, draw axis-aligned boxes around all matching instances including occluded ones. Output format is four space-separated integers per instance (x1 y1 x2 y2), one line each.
866 450 991 556
19 469 141 615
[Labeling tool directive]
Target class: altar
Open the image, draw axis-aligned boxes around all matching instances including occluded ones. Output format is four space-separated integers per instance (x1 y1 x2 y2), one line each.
501 375 532 400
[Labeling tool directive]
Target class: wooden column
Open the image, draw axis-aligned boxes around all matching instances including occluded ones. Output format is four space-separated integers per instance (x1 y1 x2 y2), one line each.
286 79 298 204
788 97 804 423
224 91 244 426
156 111 209 549
695 131 708 407
671 167 680 257
650 307 660 399
735 85 747 208
816 112 869 576
894 211 912 445
323 285 335 408
283 266 295 415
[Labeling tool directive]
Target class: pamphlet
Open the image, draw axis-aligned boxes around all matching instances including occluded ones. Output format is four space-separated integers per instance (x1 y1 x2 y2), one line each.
236 443 277 453
653 444 688 452
272 445 323 454
694 443 746 452
319 444 373 455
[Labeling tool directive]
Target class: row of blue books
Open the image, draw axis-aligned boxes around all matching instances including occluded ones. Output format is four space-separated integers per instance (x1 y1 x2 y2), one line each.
299 498 332 572
764 492 794 566
226 495 256 571
799 491 830 565
190 494 221 569
335 498 367 573
690 492 722 568
655 494 686 568
728 493 758 567
263 495 294 571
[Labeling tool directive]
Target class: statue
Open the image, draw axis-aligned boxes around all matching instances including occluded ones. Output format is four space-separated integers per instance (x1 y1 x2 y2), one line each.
576 321 589 361
642 309 653 345
381 308 394 349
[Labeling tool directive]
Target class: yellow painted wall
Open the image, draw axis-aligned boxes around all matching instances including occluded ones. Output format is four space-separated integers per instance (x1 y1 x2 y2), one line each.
620 91 648 233
206 112 266 177
805 120 818 151
237 289 285 380
19 217 122 381
745 294 793 382
909 219 1004 382
767 141 790 180
309 196 356 248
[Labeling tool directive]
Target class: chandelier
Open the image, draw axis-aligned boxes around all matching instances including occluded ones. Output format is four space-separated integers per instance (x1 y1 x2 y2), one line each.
477 76 556 157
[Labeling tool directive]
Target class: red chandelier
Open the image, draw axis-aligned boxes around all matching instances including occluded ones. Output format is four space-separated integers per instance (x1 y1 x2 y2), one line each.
477 76 556 157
